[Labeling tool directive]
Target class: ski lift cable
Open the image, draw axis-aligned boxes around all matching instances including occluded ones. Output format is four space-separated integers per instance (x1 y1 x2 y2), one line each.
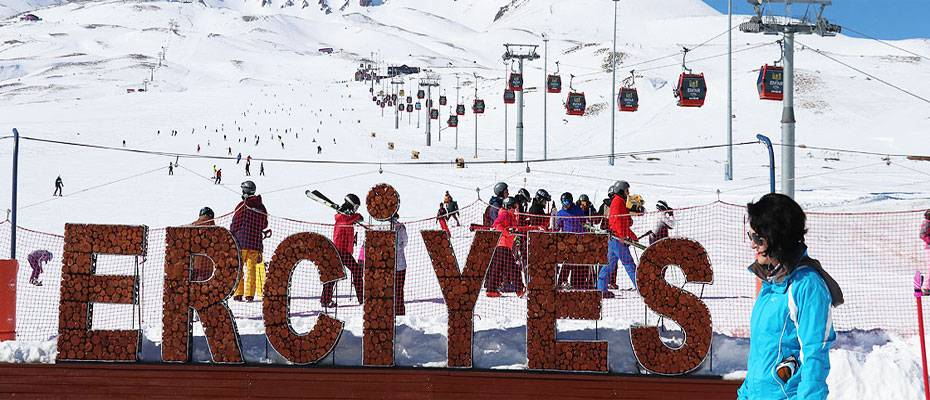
176 164 243 197
795 39 930 105
719 161 889 194
839 25 930 61
261 169 383 196
770 142 919 158
19 165 167 210
636 41 779 72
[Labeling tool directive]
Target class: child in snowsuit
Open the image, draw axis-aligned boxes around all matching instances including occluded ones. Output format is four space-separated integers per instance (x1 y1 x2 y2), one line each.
27 250 53 286
647 200 676 245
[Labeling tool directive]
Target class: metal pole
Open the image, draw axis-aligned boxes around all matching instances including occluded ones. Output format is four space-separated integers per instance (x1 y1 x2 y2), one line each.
756 134 776 194
726 0 733 181
10 128 19 259
504 63 508 163
782 31 796 198
456 76 460 150
543 35 548 160
609 0 618 166
516 58 524 162
475 76 479 159
426 85 432 146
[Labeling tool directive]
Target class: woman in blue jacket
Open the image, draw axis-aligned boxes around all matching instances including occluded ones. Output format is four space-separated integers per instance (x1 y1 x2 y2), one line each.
738 193 844 400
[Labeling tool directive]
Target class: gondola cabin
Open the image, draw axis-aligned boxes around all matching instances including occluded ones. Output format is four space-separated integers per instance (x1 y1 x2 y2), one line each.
398 104 405 111
546 74 562 93
473 99 486 114
508 73 524 91
430 109 439 120
503 89 516 104
675 73 707 107
757 65 784 101
380 101 386 108
427 99 433 108
566 92 586 116
406 104 414 113
618 87 639 112
399 89 405 97
406 96 413 104
456 104 466 116
391 94 398 102
417 89 426 99
439 95 448 106
415 102 422 110
447 115 459 128
372 96 377 102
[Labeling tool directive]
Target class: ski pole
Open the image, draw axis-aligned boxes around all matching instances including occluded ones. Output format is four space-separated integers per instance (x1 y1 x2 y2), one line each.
914 271 930 400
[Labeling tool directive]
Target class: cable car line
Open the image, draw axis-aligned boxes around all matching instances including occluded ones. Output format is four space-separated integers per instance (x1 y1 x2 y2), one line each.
839 25 930 61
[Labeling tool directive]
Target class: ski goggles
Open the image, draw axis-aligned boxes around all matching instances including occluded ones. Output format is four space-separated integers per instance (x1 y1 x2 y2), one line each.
747 231 766 246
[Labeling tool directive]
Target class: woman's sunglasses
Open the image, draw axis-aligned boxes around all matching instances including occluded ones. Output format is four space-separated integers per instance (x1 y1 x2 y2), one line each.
747 231 766 246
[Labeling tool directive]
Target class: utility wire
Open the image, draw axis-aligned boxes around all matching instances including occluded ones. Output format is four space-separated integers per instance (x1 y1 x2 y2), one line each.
20 165 166 210
840 25 930 61
796 39 930 105
772 142 916 158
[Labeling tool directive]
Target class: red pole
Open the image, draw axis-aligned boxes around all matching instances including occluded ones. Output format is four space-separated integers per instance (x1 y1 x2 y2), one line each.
914 271 930 400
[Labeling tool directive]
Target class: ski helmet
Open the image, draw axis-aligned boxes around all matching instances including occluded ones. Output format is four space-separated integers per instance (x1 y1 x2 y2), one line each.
560 192 573 206
608 180 630 197
199 207 215 219
502 196 517 209
516 188 531 203
241 181 257 196
535 189 551 202
342 193 361 213
926 209 930 220
493 182 509 197
579 194 590 203
656 200 672 212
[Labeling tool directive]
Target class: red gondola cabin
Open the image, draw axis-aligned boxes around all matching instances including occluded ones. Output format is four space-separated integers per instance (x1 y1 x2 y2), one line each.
439 95 447 106
675 73 707 107
447 115 459 128
508 73 524 91
503 89 516 104
546 75 562 93
757 65 784 101
618 87 639 112
430 109 439 120
417 90 425 99
406 104 414 113
473 99 486 114
566 92 586 116
456 104 466 116
406 96 413 104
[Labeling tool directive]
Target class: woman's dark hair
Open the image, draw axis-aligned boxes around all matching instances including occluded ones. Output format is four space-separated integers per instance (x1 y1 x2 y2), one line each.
747 193 807 263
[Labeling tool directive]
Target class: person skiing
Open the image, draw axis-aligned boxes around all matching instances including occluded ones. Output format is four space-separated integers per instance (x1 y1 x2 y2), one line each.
259 162 265 176
214 169 222 184
317 145 322 154
599 181 638 298
556 192 591 289
441 191 461 227
245 161 251 177
197 144 201 153
391 213 408 315
321 194 365 308
648 200 676 245
168 162 174 176
27 249 53 286
486 197 525 298
738 193 843 400
483 182 508 226
436 202 450 233
230 181 269 302
190 207 216 281
236 153 242 164
922 210 930 294
53 176 63 197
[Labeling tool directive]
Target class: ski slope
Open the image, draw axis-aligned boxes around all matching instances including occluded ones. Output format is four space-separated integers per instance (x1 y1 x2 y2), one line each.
1 0 930 396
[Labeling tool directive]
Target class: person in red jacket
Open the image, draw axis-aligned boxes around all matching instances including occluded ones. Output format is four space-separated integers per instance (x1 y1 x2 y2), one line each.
321 194 365 308
598 180 638 298
485 197 525 298
230 181 269 302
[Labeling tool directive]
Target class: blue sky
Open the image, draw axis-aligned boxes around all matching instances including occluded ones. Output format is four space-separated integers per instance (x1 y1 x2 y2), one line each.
701 0 930 40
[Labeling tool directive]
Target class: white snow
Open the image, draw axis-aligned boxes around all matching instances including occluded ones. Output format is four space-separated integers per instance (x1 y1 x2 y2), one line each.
0 0 929 397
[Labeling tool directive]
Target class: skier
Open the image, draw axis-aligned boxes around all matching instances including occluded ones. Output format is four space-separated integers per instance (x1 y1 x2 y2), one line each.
441 191 461 227
483 182 508 226
317 145 322 154
53 176 63 197
168 162 174 176
236 153 242 164
214 169 222 185
599 181 638 298
647 200 676 245
391 212 408 315
259 162 265 176
228 147 232 156
486 197 525 298
922 210 930 294
190 207 216 281
230 181 269 302
321 194 365 308
738 193 843 400
556 192 591 289
212 165 217 179
197 144 201 153
436 202 450 233
245 161 251 177
27 249 52 286
526 189 552 228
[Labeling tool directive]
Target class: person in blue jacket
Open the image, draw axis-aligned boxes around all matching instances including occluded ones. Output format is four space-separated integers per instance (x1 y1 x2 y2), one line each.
738 193 844 400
